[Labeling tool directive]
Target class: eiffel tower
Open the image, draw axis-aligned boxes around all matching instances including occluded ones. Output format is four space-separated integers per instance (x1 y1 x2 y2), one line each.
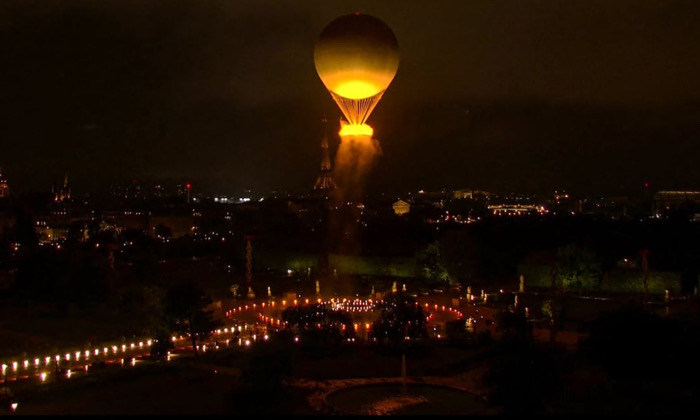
313 117 337 192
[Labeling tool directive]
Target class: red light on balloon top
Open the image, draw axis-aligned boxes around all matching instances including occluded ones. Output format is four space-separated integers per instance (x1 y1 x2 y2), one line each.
186 183 191 189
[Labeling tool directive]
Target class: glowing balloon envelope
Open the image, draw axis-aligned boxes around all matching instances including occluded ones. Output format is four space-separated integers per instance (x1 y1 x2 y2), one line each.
314 13 399 125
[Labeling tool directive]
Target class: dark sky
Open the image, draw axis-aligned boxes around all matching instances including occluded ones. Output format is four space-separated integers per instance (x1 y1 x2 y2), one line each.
1 0 699 196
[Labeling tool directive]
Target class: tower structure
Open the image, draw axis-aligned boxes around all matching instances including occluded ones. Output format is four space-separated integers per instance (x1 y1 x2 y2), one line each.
246 235 255 299
0 167 8 198
53 172 71 203
313 117 337 192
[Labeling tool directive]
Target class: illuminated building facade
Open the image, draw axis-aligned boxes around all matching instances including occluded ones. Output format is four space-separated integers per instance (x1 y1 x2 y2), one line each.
488 204 545 216
653 190 700 211
453 189 492 200
393 199 410 215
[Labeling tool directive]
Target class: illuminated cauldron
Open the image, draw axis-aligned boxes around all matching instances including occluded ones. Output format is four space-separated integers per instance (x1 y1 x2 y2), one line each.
314 13 399 126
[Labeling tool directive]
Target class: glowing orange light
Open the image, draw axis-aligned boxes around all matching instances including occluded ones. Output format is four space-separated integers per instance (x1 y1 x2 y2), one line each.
338 123 374 137
314 13 399 125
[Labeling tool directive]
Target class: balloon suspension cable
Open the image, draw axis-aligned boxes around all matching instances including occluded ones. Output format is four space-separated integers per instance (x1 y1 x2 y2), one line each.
330 90 385 126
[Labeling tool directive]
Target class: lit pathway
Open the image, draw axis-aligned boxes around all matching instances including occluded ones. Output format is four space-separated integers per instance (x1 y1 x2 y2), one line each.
0 294 475 394
0 322 265 388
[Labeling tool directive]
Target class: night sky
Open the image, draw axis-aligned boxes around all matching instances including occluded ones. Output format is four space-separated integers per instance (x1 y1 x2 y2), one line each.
1 0 699 196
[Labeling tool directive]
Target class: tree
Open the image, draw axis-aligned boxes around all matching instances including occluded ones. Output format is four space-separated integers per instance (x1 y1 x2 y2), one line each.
153 223 172 240
281 304 355 338
576 306 700 415
541 299 565 344
165 282 223 358
438 230 480 287
236 333 294 412
415 241 449 290
137 285 174 360
445 318 476 347
281 303 356 357
12 247 66 302
370 292 428 347
579 306 700 380
494 308 533 344
10 205 38 251
481 341 569 415
555 243 602 292
680 265 699 296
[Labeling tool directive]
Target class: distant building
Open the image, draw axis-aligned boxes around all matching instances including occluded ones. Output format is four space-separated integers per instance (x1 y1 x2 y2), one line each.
393 199 410 215
454 189 472 199
488 204 545 216
52 172 71 203
454 189 491 200
34 219 67 244
0 167 8 198
653 190 700 211
149 214 196 238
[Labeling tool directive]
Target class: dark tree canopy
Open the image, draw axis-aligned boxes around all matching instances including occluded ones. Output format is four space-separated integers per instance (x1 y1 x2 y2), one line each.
165 281 223 358
370 292 428 347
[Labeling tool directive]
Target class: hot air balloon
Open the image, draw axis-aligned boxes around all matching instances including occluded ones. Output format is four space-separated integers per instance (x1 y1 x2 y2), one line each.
314 13 399 126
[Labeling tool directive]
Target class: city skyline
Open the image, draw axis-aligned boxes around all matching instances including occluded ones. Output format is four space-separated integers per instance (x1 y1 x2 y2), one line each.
2 0 700 196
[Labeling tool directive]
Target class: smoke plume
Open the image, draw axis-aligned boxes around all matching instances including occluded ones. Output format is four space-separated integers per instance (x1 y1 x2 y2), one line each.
332 122 382 203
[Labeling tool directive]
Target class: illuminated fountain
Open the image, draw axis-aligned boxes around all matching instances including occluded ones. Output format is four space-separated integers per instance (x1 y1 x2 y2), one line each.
224 287 485 415
254 292 465 345
324 382 494 415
